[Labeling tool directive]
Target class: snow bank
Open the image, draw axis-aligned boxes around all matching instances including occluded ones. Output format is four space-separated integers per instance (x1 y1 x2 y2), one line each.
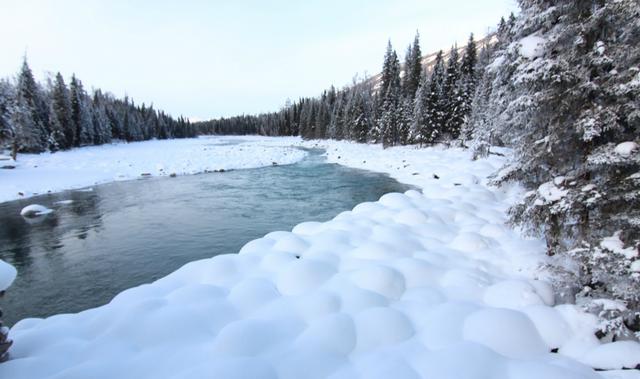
614 141 638 157
519 34 546 59
2 140 637 378
0 260 17 292
0 136 305 203
19 204 53 218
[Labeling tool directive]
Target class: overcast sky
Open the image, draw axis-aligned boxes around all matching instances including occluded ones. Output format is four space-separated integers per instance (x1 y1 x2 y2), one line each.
1 0 517 120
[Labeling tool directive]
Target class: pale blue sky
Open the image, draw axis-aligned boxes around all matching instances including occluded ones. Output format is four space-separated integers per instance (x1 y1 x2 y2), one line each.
1 0 517 120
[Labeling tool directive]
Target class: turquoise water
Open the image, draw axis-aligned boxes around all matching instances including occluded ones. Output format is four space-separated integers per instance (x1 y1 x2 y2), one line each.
0 149 411 325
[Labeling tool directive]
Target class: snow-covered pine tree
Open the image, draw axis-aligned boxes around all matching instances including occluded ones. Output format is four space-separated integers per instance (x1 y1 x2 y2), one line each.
69 75 93 146
49 72 72 150
472 0 640 335
458 34 478 144
15 58 48 153
412 71 429 146
380 87 399 148
424 51 446 142
398 96 413 145
407 32 422 100
402 44 414 98
378 41 402 148
328 91 346 140
348 87 371 143
0 80 16 151
442 45 463 139
91 90 111 145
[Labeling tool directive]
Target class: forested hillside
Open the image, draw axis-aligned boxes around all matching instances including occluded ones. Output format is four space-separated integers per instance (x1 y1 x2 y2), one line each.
0 60 196 159
197 0 640 338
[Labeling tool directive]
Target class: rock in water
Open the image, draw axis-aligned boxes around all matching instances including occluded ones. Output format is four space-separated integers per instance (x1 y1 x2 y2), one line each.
19 204 53 218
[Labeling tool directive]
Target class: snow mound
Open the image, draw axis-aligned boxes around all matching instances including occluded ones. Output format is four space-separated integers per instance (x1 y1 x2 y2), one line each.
0 260 17 291
614 141 638 157
580 341 640 370
19 204 53 218
519 35 546 59
1 187 630 378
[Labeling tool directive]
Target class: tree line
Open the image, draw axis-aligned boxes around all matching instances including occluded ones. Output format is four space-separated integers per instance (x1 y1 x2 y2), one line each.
0 59 196 159
195 31 482 148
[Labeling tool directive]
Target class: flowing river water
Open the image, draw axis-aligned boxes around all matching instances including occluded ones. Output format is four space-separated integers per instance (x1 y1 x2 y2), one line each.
0 148 411 325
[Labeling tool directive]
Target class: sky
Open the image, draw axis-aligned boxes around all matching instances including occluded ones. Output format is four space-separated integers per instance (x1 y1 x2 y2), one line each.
1 0 518 121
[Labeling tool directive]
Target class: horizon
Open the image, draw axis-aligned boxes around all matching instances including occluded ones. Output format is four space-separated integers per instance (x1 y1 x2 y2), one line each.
1 0 518 121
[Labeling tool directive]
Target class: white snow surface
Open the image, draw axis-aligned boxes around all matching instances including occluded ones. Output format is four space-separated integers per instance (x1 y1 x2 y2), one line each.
0 136 306 203
2 138 639 378
0 260 17 291
518 34 546 59
600 231 638 260
614 141 638 157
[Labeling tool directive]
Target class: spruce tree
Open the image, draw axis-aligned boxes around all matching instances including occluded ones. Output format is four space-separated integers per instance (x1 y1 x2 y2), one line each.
15 57 48 152
459 34 478 142
403 31 422 100
471 0 640 330
377 41 401 147
424 50 446 142
70 75 93 146
0 80 15 150
412 72 429 146
50 72 73 150
442 45 463 139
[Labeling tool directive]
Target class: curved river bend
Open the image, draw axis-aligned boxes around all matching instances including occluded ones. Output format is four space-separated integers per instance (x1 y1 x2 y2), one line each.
0 148 411 325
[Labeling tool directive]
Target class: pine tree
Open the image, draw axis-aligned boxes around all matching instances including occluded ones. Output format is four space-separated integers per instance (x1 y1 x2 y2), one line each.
377 41 402 147
412 72 429 146
380 86 400 148
70 75 93 146
442 45 463 139
15 57 48 153
403 31 422 100
380 41 401 98
49 72 72 150
398 96 413 145
424 50 446 142
471 0 640 330
459 34 478 143
91 91 111 145
0 80 16 150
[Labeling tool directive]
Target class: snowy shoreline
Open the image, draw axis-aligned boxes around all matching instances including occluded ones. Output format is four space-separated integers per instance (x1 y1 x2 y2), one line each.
0 136 306 204
1 136 639 378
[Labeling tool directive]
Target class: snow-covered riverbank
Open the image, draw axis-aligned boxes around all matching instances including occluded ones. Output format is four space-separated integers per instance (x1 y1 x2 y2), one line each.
0 136 305 203
1 137 639 378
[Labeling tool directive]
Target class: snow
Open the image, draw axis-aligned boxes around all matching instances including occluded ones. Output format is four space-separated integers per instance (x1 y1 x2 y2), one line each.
1 138 639 378
537 181 568 203
19 204 53 217
581 341 640 370
0 136 306 203
519 35 546 59
600 231 638 259
613 141 638 157
0 260 17 291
